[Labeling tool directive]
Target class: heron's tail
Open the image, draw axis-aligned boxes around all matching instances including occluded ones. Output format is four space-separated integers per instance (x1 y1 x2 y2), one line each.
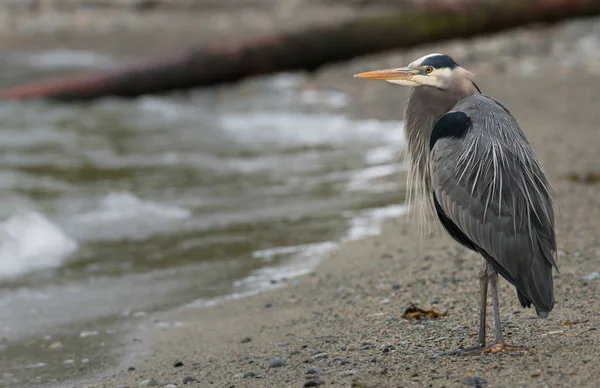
517 240 556 317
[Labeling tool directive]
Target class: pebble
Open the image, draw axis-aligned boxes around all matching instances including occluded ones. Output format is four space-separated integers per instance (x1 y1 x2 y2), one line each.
182 376 196 384
380 298 391 304
265 303 273 308
311 352 329 360
462 375 487 387
269 357 286 368
164 385 177 388
241 336 252 343
139 379 159 387
584 272 600 280
48 341 64 350
173 360 184 367
234 371 256 379
303 379 325 387
346 344 358 351
306 367 323 375
341 370 357 376
392 282 401 290
128 366 136 371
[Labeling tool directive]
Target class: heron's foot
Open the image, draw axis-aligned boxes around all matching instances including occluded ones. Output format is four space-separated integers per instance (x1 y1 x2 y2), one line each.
432 343 527 358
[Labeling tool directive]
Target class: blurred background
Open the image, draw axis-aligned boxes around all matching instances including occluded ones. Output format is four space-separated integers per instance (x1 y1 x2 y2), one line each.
0 0 598 386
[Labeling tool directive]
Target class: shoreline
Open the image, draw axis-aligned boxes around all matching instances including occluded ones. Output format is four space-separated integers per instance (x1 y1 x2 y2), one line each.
81 66 600 387
3 11 598 388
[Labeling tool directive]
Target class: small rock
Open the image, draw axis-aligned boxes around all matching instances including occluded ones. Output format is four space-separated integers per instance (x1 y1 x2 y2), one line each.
392 282 401 290
48 341 64 350
277 342 290 347
173 360 184 368
242 371 256 378
164 385 177 388
584 272 600 280
128 366 136 371
360 345 373 350
290 350 301 355
182 376 196 384
268 358 286 368
341 370 357 376
241 337 252 343
139 379 159 387
337 345 347 351
311 353 329 361
265 303 273 308
116 385 129 388
380 298 391 304
347 344 358 351
303 379 326 387
306 367 323 375
462 375 487 387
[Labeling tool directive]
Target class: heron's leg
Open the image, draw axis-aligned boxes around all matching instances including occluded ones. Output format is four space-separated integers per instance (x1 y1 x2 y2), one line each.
489 266 503 344
456 266 527 355
477 261 489 347
433 263 527 358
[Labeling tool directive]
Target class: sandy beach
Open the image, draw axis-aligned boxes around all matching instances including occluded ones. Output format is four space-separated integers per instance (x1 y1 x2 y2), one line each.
64 26 600 388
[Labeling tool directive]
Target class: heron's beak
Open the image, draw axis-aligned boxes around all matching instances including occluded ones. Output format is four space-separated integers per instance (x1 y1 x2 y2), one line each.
353 67 419 83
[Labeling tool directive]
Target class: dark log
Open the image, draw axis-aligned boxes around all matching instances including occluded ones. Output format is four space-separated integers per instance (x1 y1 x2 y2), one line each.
1 0 600 101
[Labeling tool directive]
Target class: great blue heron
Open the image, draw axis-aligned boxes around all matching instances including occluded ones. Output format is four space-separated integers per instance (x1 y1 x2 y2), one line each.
354 53 557 355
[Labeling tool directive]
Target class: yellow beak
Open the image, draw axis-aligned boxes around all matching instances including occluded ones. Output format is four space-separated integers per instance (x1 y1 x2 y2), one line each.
353 67 419 81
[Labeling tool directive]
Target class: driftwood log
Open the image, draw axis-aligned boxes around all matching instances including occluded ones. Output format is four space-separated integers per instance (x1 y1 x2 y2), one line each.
1 0 599 101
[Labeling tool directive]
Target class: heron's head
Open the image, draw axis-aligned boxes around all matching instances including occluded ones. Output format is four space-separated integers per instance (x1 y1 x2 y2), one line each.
354 53 473 91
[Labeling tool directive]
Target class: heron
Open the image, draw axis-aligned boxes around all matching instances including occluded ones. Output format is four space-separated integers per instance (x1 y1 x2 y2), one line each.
354 53 557 355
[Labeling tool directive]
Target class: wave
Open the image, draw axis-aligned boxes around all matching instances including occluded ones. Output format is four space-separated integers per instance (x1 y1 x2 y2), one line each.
0 212 77 278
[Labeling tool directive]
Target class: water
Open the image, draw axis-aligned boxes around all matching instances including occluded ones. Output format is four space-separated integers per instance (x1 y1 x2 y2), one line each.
0 50 407 386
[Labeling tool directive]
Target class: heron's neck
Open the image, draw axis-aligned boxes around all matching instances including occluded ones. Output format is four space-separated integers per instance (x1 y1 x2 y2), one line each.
403 83 478 195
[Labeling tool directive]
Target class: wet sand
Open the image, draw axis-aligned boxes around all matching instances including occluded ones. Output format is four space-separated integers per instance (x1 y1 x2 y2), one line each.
73 54 600 387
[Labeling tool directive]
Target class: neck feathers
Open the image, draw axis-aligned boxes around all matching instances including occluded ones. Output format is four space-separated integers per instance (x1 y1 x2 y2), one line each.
403 74 479 226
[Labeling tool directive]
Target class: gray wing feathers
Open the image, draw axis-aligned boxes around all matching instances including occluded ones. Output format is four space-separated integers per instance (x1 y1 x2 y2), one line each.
430 95 556 313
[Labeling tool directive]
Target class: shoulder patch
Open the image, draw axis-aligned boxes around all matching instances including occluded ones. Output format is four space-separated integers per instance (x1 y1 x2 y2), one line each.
430 111 472 151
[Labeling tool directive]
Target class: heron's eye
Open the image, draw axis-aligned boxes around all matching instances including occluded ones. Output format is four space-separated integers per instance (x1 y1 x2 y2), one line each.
425 66 433 74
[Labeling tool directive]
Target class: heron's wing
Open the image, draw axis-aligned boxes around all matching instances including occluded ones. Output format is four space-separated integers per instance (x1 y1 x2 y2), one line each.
430 95 556 313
